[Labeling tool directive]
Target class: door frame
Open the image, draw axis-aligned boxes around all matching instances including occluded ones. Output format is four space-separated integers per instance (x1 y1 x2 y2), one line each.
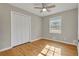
11 11 31 47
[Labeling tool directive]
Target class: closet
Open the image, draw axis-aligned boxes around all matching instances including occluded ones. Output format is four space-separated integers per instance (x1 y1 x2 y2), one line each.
11 11 31 47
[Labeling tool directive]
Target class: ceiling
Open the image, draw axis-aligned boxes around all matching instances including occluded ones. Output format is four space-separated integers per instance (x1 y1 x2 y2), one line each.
10 3 78 17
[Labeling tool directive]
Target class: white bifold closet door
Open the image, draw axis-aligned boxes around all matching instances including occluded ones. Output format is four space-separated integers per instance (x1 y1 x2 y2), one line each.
11 11 31 47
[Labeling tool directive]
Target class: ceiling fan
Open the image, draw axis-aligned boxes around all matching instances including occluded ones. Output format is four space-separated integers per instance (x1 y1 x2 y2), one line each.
34 3 56 13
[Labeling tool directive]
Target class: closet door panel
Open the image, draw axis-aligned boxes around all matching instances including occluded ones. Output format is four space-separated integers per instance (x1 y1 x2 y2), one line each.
11 11 31 47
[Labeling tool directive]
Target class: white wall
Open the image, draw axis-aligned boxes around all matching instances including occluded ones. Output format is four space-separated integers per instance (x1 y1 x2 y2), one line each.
0 4 42 50
78 4 79 56
31 16 42 41
42 8 78 45
78 4 79 40
0 4 11 50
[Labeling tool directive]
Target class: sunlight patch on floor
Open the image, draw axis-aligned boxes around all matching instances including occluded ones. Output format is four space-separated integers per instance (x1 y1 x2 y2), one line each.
38 45 61 56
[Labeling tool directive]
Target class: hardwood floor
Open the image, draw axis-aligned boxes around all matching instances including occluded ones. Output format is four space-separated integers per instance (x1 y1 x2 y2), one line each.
0 39 78 56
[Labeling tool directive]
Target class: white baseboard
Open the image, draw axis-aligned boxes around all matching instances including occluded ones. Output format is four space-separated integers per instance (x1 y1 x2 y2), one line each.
41 37 77 46
30 37 77 46
30 37 42 42
0 37 77 52
0 37 41 52
0 46 12 52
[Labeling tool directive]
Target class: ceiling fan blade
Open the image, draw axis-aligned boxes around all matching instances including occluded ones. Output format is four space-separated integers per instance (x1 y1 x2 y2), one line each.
34 7 42 9
46 5 56 8
47 9 50 12
40 10 43 13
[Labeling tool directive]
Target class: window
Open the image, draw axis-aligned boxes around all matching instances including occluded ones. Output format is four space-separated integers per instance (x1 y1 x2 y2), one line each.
49 16 62 33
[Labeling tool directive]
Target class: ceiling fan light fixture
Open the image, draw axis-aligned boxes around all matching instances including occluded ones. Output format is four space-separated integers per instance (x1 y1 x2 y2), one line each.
42 8 47 12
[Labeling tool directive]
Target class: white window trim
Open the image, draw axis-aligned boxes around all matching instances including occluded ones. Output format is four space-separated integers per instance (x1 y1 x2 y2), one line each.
49 16 62 33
